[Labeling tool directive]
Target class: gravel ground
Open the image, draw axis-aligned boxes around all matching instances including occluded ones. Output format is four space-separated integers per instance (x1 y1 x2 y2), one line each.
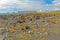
0 12 60 40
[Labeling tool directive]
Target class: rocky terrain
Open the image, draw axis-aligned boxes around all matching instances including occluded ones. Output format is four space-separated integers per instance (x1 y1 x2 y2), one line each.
0 11 60 40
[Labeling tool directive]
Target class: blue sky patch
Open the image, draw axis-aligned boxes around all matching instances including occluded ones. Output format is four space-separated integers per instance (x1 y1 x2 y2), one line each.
44 0 54 4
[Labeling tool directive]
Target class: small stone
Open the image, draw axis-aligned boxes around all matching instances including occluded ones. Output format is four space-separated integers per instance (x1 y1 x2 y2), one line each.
26 26 30 30
44 32 48 35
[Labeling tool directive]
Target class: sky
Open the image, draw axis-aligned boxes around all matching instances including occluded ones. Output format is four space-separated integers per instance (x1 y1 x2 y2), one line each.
0 0 60 13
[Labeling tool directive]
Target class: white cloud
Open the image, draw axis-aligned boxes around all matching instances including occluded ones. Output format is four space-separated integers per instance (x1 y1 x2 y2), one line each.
52 0 60 11
0 0 42 11
0 0 60 13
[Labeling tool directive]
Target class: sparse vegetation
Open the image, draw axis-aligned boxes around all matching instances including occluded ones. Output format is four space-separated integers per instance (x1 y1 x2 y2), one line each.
0 11 60 40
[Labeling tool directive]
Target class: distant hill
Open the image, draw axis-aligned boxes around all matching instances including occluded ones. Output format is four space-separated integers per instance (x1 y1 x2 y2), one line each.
0 11 60 15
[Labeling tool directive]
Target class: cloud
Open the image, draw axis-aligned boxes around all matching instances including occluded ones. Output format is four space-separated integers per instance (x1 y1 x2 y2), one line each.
0 0 60 13
52 0 60 11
